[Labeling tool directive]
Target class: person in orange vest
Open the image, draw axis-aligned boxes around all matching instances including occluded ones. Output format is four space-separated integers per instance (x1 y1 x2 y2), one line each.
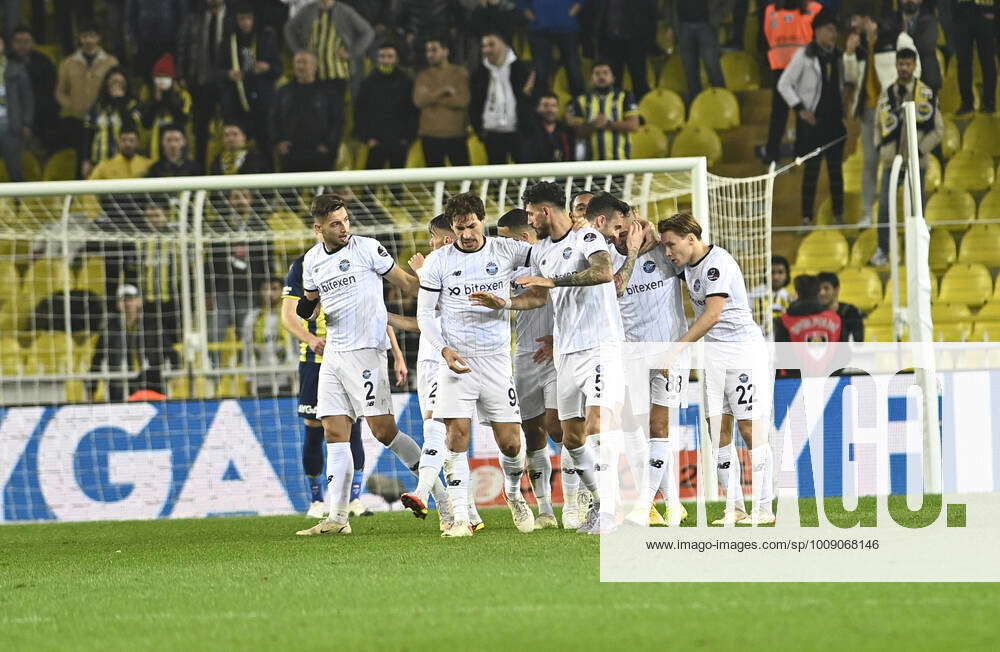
758 0 823 164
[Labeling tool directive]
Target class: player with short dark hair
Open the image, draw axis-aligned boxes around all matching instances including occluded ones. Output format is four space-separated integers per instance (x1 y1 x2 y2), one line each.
816 271 864 342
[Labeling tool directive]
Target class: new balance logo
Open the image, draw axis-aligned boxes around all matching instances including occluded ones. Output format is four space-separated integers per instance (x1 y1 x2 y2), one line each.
423 449 438 456
327 474 334 484
509 470 524 478
594 463 606 472
562 468 577 475
529 471 543 480
718 462 731 470
650 459 664 469
448 479 462 486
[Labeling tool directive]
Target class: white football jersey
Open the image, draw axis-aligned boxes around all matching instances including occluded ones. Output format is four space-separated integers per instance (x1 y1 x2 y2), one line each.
682 245 764 343
301 236 394 352
511 260 555 355
611 246 687 342
534 226 625 355
420 236 532 357
414 266 444 362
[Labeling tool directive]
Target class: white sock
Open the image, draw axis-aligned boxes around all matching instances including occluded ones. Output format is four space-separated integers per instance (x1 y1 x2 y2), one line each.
596 431 622 510
467 477 482 523
526 448 554 516
415 419 446 501
751 444 775 516
646 438 670 508
325 442 352 523
499 452 525 498
717 442 746 512
624 428 649 498
566 444 599 497
560 446 579 505
387 431 421 471
445 450 470 523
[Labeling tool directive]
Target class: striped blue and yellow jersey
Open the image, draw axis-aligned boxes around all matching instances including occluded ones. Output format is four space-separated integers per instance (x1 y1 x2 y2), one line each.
283 254 326 364
568 89 639 161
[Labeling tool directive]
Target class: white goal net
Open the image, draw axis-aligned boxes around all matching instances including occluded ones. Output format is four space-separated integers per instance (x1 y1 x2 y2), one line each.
0 157 773 522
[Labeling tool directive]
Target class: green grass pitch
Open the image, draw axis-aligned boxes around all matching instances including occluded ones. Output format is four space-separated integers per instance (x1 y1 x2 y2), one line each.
2 499 997 651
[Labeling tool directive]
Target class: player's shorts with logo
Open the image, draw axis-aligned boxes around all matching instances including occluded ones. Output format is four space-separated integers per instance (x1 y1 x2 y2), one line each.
316 348 393 420
297 360 321 419
416 359 441 416
514 350 557 421
554 344 625 420
434 353 520 424
703 342 771 420
623 368 688 411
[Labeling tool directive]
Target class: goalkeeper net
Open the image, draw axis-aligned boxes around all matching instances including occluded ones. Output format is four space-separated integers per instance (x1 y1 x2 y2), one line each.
0 158 772 522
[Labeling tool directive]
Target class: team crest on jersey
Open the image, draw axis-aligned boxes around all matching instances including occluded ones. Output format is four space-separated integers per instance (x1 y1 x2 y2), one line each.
562 247 573 259
642 260 656 273
377 246 389 257
583 232 597 242
693 279 701 291
739 373 749 383
486 261 498 275
339 259 351 272
707 267 720 281
362 369 372 379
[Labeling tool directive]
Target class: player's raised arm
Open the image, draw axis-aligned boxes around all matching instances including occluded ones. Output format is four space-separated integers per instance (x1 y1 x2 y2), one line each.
613 220 644 297
470 285 549 310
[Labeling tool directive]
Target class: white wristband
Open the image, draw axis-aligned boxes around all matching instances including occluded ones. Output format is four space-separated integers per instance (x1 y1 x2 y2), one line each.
503 297 513 310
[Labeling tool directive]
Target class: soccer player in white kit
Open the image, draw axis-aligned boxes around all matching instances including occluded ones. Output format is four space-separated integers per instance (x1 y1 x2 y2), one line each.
659 213 775 525
294 194 446 536
417 193 536 538
472 182 627 535
496 208 564 529
399 214 483 531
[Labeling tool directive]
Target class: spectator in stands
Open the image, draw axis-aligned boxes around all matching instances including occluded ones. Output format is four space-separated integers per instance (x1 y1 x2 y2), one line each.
585 0 658 100
355 43 417 170
56 23 119 170
397 0 461 66
517 0 583 97
470 0 520 45
521 92 574 162
870 48 942 266
900 0 941 91
272 51 344 172
0 34 32 183
137 197 182 368
777 9 844 227
753 253 794 319
126 0 186 81
241 277 295 396
566 61 639 160
9 26 58 154
284 0 374 87
207 188 274 344
147 124 204 177
953 0 995 115
843 5 919 227
88 124 150 180
773 274 843 342
90 283 166 403
0 2 21 42
281 0 312 20
220 2 282 156
82 67 141 178
52 1 96 58
759 0 823 165
140 54 193 163
470 32 534 164
178 0 232 168
817 271 865 341
667 0 726 102
414 37 470 167
209 119 271 175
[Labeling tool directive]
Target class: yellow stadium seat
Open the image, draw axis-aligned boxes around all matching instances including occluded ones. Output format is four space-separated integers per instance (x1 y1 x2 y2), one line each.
943 151 994 192
630 124 669 159
658 54 688 97
72 256 106 296
836 266 883 313
0 335 22 375
720 51 760 92
923 154 942 194
884 268 940 305
932 302 973 323
980 188 1000 220
961 114 1000 157
670 125 722 166
866 323 897 342
924 188 976 231
0 151 42 182
970 321 999 342
21 258 72 308
817 193 864 228
941 119 960 159
928 228 957 273
25 331 73 375
849 228 879 267
638 89 685 133
866 302 894 326
687 88 740 130
795 230 849 273
467 135 488 166
842 149 865 194
406 140 426 168
958 224 1000 266
217 375 248 398
938 263 992 307
64 380 86 403
935 321 972 342
168 376 190 400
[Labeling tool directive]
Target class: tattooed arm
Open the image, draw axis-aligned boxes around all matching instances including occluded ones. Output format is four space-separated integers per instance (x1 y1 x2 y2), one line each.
613 220 645 296
554 251 614 287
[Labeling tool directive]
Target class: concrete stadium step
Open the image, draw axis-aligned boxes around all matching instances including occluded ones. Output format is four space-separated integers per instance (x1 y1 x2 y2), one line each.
738 89 774 125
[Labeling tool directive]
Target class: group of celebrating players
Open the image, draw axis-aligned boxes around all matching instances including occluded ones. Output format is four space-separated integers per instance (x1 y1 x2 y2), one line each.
282 181 776 538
